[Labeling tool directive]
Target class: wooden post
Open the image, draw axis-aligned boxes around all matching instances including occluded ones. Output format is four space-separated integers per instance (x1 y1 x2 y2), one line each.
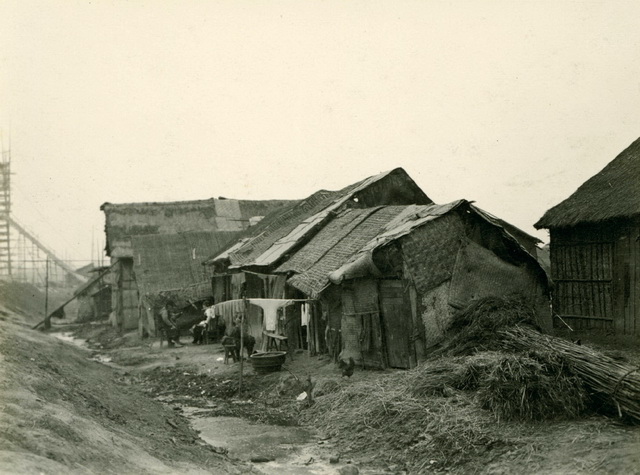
44 258 50 329
314 302 321 355
239 298 246 395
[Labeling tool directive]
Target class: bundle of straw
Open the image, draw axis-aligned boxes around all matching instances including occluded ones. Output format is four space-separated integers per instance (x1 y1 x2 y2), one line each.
408 352 508 396
477 352 587 421
500 326 640 424
431 297 541 357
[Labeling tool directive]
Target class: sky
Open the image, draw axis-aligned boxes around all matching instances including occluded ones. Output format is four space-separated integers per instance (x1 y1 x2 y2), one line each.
1 0 639 266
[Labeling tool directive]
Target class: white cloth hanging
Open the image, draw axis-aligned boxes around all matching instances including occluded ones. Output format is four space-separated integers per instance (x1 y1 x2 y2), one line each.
248 298 294 332
301 302 310 326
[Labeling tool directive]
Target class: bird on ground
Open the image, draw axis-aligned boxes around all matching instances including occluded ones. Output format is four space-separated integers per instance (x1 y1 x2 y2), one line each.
338 357 355 378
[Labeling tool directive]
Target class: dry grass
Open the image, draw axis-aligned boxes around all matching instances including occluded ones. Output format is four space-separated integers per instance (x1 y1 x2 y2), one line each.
500 326 640 424
302 350 590 471
302 367 507 470
431 296 541 357
477 351 587 421
302 297 638 471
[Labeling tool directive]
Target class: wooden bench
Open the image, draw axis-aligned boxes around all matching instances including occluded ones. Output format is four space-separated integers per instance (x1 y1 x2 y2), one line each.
263 331 289 352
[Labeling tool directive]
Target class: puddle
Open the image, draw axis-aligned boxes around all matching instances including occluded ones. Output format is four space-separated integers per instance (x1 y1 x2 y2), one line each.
89 354 113 364
52 332 90 348
52 332 113 364
184 410 341 474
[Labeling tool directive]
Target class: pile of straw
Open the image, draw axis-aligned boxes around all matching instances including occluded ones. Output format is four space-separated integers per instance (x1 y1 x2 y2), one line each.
404 351 587 422
407 352 508 396
303 352 590 470
477 351 586 421
432 297 540 357
302 297 638 471
302 370 504 469
500 326 640 424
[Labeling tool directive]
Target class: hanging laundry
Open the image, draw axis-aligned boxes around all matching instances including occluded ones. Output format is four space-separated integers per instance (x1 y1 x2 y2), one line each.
301 303 310 326
212 299 245 329
248 298 294 332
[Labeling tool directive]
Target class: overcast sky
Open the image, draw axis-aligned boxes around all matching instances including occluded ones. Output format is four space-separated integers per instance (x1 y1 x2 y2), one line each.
1 0 639 265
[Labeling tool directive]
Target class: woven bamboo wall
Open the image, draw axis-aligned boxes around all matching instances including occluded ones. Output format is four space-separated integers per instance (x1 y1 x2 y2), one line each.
551 219 639 335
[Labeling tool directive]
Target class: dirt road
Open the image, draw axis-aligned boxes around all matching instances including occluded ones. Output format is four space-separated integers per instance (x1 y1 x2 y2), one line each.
2 315 640 474
0 319 249 474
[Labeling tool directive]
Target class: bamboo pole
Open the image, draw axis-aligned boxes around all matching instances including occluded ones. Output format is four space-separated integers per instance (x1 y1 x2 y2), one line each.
44 258 50 329
239 297 246 395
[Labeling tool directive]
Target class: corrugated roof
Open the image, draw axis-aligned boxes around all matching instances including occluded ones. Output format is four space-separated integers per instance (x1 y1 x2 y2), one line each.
212 167 432 269
535 136 640 229
324 200 545 289
280 206 410 297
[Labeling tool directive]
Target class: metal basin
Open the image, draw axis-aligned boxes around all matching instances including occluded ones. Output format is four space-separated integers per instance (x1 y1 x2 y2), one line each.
249 351 286 374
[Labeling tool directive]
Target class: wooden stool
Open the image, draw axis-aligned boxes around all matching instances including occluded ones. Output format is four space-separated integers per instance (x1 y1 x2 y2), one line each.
158 327 168 347
223 343 237 364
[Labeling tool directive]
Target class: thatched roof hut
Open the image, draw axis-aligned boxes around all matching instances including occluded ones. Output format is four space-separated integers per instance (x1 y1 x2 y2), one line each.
535 136 640 336
101 198 293 258
273 200 550 368
536 137 640 228
101 197 293 331
205 168 548 367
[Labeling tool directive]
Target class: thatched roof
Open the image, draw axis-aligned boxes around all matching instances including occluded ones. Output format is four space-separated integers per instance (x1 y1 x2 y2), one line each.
101 197 292 257
205 168 432 270
535 136 640 229
130 230 242 297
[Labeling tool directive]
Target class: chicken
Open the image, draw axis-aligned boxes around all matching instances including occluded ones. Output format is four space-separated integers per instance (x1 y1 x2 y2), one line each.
338 357 355 378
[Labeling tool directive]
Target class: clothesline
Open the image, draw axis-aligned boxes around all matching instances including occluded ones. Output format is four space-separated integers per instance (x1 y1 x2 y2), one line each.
206 298 317 332
210 298 316 307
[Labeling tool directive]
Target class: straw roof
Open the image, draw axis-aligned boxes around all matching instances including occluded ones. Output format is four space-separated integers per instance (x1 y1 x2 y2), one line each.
535 136 640 229
205 168 432 270
101 197 292 257
130 230 242 297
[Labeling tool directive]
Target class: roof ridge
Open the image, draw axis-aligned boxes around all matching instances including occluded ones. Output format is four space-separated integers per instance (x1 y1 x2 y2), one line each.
535 136 640 228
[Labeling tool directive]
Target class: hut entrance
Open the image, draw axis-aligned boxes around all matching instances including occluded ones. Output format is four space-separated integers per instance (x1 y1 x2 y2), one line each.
341 280 386 369
379 280 416 369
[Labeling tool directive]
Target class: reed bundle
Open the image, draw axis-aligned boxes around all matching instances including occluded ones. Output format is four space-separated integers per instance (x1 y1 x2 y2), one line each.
500 326 640 424
476 351 587 421
431 297 540 357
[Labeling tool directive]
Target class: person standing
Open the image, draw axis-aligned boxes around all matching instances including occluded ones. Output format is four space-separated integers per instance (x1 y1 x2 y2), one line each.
160 300 182 348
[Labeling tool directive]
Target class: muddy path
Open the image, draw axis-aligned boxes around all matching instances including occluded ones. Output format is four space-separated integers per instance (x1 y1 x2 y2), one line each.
53 323 640 475
1 320 248 475
53 327 369 475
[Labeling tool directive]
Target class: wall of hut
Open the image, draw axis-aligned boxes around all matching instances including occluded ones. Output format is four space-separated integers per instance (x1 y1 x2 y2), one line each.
76 286 112 323
356 210 552 364
549 218 639 335
109 258 139 330
319 276 421 370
